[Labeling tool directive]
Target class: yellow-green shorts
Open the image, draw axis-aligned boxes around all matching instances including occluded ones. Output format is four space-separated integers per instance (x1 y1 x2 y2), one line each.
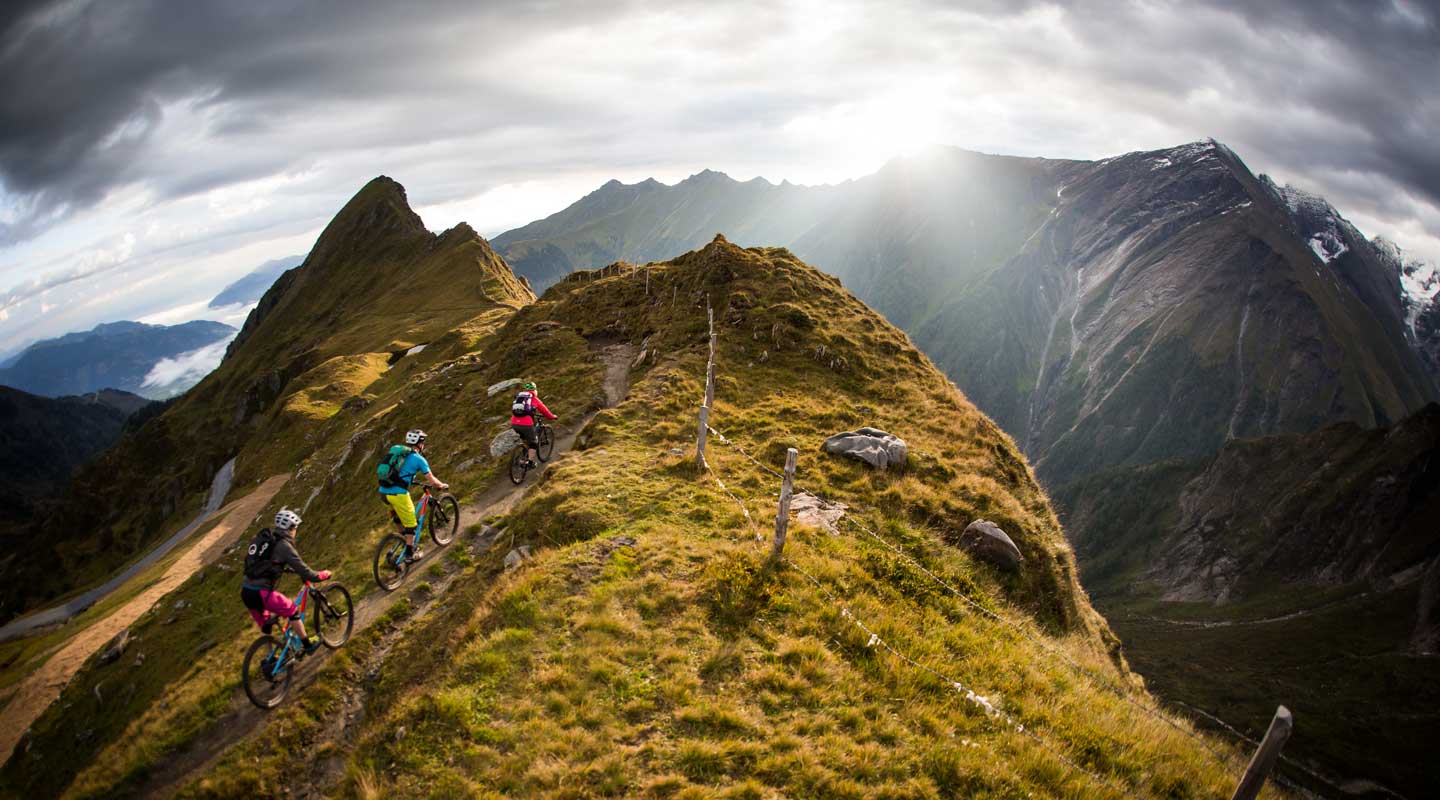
381 491 418 529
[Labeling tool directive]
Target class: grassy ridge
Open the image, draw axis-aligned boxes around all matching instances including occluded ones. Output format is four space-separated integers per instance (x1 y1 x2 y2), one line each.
5 233 1258 798
189 238 1247 798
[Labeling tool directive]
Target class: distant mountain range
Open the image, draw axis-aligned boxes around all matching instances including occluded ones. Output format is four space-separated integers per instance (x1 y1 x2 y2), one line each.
495 143 1439 481
208 255 303 308
0 320 235 399
492 141 1440 796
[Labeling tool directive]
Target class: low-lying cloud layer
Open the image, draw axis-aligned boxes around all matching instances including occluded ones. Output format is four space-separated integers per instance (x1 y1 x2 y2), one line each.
1 0 1436 352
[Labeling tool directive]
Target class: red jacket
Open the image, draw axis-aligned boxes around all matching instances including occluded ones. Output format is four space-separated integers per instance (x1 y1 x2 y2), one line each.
510 392 556 426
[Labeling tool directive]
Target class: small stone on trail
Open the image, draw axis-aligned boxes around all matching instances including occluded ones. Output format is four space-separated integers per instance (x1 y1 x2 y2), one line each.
395 726 407 742
503 546 533 570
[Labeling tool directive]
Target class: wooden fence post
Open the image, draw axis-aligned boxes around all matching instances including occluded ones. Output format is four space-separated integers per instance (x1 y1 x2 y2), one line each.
704 361 715 409
1231 706 1293 800
696 405 710 468
772 448 799 558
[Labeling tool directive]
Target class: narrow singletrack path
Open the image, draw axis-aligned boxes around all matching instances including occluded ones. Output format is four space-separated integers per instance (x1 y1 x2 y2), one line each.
0 473 290 766
136 343 637 799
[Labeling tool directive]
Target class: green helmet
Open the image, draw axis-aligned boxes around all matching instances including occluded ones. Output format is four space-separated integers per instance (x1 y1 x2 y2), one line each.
522 381 537 391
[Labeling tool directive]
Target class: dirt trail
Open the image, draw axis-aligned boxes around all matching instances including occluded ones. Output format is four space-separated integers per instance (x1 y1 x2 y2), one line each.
0 474 290 767
138 343 637 799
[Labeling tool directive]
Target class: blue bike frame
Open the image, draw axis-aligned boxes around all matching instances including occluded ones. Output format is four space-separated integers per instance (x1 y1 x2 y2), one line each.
266 581 315 674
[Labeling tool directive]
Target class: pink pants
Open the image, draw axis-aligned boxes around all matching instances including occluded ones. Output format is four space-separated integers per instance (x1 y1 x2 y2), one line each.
242 587 298 629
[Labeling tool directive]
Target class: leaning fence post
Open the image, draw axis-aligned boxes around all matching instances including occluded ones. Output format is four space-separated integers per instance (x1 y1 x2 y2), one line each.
772 448 799 558
704 360 716 408
1231 706 1293 800
696 405 710 468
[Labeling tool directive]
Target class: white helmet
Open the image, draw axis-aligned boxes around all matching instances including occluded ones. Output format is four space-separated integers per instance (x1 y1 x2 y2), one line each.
405 429 427 445
274 508 302 531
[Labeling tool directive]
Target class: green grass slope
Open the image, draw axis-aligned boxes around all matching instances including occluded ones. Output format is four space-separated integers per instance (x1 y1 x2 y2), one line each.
6 237 1269 800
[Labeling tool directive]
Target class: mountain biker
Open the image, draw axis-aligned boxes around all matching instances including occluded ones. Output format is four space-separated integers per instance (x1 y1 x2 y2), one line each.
240 508 331 655
511 381 558 468
379 428 449 562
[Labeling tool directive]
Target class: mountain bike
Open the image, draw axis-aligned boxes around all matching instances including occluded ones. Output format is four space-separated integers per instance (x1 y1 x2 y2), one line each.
372 484 460 591
240 579 353 709
509 418 555 484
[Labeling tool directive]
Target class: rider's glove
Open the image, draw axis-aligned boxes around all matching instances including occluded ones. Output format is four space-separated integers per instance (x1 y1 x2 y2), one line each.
316 570 332 581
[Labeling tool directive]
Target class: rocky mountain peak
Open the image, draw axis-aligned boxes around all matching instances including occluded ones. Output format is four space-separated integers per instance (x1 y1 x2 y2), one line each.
307 175 429 260
682 168 733 185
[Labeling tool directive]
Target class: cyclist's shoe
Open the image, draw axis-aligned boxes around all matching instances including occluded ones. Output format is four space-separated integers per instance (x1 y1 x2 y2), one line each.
301 636 321 656
406 548 425 563
524 459 536 469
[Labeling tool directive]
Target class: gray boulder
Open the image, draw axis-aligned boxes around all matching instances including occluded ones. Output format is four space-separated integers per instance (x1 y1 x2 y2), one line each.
487 378 523 397
822 427 907 469
489 429 522 457
958 520 1023 572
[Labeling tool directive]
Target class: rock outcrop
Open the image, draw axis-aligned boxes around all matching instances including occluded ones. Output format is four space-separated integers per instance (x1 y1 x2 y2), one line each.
957 520 1024 572
822 427 907 469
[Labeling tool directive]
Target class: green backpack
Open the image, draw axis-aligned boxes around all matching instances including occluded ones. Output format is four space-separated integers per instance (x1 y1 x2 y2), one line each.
377 444 414 490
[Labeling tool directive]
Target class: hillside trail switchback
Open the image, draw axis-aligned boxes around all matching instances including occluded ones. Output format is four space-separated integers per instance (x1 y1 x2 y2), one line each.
136 342 636 799
0 473 291 767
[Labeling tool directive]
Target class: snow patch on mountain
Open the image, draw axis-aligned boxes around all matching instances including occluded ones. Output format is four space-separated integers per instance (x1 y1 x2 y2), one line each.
1308 232 1349 264
1377 237 1440 337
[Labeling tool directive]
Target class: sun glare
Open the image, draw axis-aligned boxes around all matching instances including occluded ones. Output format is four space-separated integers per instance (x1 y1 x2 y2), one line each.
783 88 943 181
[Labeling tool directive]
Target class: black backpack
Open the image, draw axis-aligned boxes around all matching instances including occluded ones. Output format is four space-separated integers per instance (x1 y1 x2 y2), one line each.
243 528 282 583
377 444 414 490
512 391 535 417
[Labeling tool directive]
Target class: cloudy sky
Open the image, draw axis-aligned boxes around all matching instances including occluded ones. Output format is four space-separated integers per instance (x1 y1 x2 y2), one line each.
1 0 1437 356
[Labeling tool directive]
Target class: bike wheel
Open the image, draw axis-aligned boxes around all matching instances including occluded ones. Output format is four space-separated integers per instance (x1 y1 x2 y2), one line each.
429 494 460 546
372 534 409 591
537 425 554 462
509 447 527 485
241 635 292 709
313 583 354 648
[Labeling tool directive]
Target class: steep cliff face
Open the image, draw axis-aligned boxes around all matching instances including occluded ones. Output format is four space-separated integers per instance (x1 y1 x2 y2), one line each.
1153 406 1440 603
1055 406 1440 797
920 141 1436 487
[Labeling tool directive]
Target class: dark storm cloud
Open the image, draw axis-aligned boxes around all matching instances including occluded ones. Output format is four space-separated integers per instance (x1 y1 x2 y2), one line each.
1043 0 1440 216
1 0 1438 250
0 0 645 241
